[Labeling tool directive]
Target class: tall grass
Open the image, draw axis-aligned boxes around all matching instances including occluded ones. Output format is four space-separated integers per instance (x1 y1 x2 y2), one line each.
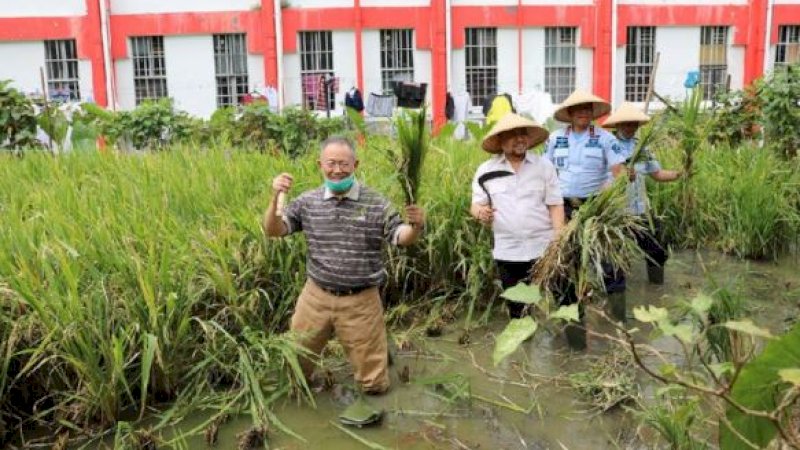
650 142 800 259
0 125 797 443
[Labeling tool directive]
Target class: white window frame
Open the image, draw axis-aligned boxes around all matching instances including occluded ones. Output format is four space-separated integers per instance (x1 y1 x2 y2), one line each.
465 27 497 109
775 25 800 70
699 26 729 100
214 33 250 108
380 29 414 94
299 30 334 111
44 39 81 101
544 27 577 104
131 36 168 105
624 26 656 102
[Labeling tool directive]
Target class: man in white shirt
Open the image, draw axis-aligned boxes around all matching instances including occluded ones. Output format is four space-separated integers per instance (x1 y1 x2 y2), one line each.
470 114 565 318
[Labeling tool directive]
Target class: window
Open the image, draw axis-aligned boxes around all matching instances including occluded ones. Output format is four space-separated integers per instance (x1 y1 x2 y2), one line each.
214 34 249 107
625 27 656 102
299 31 334 111
544 27 576 104
775 25 800 70
44 39 80 101
465 27 497 109
699 26 728 100
380 29 414 93
131 36 168 105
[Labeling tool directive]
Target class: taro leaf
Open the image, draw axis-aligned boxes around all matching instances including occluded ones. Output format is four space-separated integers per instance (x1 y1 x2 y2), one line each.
500 283 542 305
722 320 774 340
493 317 537 367
778 368 800 386
633 305 669 324
661 322 694 344
721 323 800 449
690 294 714 316
548 304 579 323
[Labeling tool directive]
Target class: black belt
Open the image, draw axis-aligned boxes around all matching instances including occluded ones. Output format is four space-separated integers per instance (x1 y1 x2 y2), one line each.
564 197 587 208
318 284 373 297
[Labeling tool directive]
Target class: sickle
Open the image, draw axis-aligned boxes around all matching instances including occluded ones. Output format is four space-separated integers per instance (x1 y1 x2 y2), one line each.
477 170 514 208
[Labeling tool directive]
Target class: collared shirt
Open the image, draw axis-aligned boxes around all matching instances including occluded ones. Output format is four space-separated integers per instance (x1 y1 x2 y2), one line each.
282 181 404 291
617 137 662 215
544 125 626 198
471 152 563 261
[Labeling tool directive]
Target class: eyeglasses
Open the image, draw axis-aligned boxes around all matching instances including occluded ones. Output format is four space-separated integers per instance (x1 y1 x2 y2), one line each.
322 160 354 170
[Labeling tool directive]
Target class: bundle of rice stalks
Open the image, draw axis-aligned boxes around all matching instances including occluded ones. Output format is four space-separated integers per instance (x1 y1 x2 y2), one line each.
568 349 639 412
387 105 429 205
532 179 644 301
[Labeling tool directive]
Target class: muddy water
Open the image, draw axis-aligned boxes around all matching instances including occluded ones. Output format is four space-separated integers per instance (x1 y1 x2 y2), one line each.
154 251 800 449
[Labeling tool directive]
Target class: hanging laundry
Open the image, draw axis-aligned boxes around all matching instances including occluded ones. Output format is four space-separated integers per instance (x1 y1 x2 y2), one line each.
345 87 364 112
302 74 320 109
393 82 427 108
366 93 395 117
485 94 515 125
450 91 471 140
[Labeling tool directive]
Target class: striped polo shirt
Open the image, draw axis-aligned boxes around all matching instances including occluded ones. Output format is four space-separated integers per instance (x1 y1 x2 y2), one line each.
282 181 404 291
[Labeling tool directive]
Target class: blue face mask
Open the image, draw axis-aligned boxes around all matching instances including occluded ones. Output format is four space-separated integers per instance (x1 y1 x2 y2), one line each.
324 174 355 193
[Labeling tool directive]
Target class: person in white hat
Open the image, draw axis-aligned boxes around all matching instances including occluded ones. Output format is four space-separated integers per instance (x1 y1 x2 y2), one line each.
471 113 565 318
603 102 682 288
543 89 626 349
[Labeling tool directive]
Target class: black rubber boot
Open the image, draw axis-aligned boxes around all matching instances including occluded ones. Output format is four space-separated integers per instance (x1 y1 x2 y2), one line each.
608 291 627 323
647 264 665 285
564 323 587 351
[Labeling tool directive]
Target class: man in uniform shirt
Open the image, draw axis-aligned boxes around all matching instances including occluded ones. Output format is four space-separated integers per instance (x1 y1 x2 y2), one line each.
603 102 682 288
471 113 565 318
263 136 425 394
544 89 626 348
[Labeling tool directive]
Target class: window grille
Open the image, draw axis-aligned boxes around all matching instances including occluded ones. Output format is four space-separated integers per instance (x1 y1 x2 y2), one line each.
214 34 249 107
44 39 81 101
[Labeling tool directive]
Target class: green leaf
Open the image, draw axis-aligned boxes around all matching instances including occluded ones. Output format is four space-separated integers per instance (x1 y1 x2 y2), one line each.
721 323 800 448
659 363 677 377
722 320 774 339
548 304 579 323
633 305 669 324
708 362 734 378
661 322 694 344
690 294 714 316
500 283 542 305
493 317 537 367
778 368 800 386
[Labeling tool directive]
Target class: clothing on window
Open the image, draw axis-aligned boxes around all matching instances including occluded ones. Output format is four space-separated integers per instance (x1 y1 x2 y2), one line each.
392 82 427 109
366 93 395 117
345 88 364 112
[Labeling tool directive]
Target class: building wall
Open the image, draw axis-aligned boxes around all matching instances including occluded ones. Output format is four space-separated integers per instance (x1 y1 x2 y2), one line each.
0 41 46 94
164 36 217 118
655 26 701 101
0 0 85 18
619 0 747 3
361 29 383 97
361 0 430 6
521 29 545 92
497 28 519 95
290 0 354 8
109 0 259 15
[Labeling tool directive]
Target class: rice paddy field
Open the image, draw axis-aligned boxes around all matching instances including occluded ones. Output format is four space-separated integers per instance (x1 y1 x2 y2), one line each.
1 124 799 448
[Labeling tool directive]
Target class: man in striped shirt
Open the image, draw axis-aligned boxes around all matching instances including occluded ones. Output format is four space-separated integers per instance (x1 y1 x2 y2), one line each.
263 136 425 394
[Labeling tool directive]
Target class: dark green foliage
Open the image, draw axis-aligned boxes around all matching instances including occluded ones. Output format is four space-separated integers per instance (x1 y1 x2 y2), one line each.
0 80 39 151
229 104 345 157
759 65 800 159
722 322 800 449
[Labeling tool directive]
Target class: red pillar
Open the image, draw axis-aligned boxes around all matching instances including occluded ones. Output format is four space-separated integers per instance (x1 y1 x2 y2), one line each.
261 0 279 87
81 0 108 106
430 0 447 132
592 0 612 101
744 0 768 85
355 0 364 91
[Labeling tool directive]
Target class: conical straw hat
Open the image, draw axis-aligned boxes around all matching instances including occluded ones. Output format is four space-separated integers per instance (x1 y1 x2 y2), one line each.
553 89 611 123
481 113 550 154
602 102 651 128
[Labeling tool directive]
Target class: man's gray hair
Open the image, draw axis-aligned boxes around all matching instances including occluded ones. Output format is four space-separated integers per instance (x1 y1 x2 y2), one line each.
320 136 357 160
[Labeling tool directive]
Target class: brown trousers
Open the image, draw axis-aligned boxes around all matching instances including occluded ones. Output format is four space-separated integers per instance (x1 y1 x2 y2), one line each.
290 279 389 393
